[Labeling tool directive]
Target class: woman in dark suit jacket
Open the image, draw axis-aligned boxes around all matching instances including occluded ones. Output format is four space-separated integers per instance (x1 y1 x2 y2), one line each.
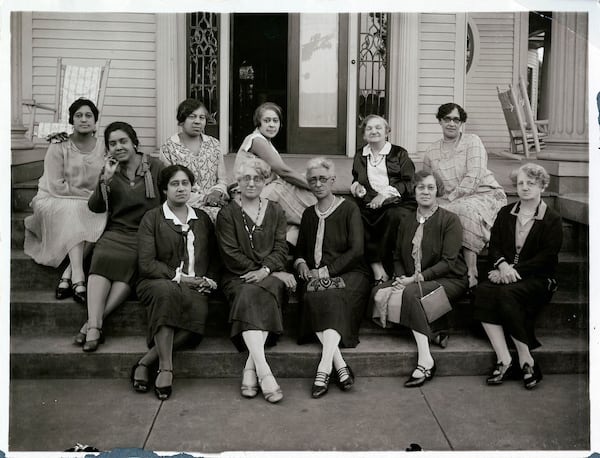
473 163 562 390
351 115 416 283
133 165 219 400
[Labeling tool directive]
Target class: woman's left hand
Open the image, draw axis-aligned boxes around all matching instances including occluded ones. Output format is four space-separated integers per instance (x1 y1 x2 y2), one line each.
367 193 387 209
393 275 417 287
240 268 269 284
272 271 297 292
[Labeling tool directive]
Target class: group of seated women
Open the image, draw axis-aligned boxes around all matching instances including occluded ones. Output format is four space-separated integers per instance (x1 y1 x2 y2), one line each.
23 97 562 402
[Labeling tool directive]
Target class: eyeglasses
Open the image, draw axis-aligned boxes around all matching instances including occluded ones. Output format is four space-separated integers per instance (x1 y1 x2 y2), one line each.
307 176 333 186
442 116 461 124
416 184 437 192
240 175 265 184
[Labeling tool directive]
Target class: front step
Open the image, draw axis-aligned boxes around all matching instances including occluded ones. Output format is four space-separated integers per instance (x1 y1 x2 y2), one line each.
10 287 589 338
10 332 588 379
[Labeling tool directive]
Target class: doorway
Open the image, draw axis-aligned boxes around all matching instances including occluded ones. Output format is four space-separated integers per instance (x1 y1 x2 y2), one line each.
231 13 288 152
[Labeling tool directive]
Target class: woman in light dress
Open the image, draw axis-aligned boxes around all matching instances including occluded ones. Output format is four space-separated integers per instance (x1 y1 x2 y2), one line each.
24 98 107 304
423 103 507 288
159 98 228 223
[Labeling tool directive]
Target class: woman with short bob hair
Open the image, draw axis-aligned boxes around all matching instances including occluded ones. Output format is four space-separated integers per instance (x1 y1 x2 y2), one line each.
73 121 164 352
160 98 228 222
216 157 297 403
424 102 507 289
24 97 107 305
132 164 219 400
351 114 416 283
372 169 468 388
473 163 562 390
233 102 316 244
295 157 370 398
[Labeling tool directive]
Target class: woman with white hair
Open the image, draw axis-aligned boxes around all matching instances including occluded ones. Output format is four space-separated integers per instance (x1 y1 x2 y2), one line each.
216 157 297 404
295 158 370 398
473 163 562 389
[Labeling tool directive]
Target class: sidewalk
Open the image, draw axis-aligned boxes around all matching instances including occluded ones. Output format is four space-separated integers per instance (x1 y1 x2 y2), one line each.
9 374 589 453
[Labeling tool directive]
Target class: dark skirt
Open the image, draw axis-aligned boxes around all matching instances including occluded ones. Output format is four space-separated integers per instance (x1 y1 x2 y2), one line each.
371 276 468 338
222 274 287 352
473 277 553 349
136 278 209 347
297 271 370 348
89 230 138 283
358 202 415 271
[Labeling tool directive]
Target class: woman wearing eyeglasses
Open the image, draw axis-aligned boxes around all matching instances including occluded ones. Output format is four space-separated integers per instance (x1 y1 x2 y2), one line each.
372 170 468 387
351 115 416 284
423 103 506 289
295 158 370 398
233 102 316 244
216 158 297 404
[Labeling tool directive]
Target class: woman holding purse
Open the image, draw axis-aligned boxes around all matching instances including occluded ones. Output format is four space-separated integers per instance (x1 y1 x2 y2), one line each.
295 158 370 398
373 170 468 387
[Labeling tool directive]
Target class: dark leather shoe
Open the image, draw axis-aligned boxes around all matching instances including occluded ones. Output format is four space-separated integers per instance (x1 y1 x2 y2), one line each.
82 328 104 352
404 363 436 388
311 371 331 398
522 362 543 390
154 369 173 400
486 361 518 385
55 278 72 300
335 365 355 391
131 362 150 393
72 281 87 305
432 332 449 349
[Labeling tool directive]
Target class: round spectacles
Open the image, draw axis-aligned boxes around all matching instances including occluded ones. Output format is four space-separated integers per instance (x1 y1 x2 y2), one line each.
241 175 265 184
307 176 333 186
442 116 461 124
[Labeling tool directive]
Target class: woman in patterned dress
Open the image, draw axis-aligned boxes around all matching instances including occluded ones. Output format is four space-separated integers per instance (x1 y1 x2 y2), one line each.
24 98 107 304
159 98 228 223
233 102 316 244
423 103 507 288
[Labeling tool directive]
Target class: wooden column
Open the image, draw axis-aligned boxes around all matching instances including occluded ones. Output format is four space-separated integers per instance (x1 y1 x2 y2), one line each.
538 12 588 161
11 12 33 150
156 14 186 150
388 13 419 158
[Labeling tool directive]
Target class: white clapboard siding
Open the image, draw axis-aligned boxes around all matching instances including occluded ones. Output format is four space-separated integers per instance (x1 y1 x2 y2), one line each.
465 13 517 153
417 13 459 156
25 12 157 154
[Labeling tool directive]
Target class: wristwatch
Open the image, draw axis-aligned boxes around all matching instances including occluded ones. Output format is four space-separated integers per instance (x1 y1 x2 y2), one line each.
262 266 271 274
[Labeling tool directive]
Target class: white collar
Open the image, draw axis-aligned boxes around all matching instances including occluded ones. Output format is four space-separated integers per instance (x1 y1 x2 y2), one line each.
362 141 392 157
162 201 198 226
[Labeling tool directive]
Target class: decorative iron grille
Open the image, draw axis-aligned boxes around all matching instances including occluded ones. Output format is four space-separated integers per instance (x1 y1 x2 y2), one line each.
187 13 219 124
358 13 388 124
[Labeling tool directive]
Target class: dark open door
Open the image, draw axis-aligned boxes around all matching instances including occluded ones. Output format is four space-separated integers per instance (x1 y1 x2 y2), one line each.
287 14 348 154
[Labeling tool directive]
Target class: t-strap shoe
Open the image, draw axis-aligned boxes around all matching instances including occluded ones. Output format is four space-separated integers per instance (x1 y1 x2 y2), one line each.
404 363 436 388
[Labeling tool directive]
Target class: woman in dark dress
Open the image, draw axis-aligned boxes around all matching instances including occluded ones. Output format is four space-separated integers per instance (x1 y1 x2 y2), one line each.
132 165 219 400
473 163 562 389
216 157 297 404
351 115 416 283
295 158 370 398
373 170 468 387
73 122 163 351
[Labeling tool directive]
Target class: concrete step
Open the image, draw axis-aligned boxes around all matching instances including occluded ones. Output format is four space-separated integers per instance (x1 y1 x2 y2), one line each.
10 331 588 379
10 247 589 292
10 286 589 339
12 180 37 212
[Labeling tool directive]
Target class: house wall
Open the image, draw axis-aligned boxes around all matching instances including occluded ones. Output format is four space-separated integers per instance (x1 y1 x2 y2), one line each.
22 12 158 154
464 13 518 153
416 13 463 155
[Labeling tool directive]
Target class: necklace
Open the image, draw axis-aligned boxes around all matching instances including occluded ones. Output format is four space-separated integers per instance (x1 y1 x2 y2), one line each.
241 197 262 249
368 153 385 167
316 196 337 215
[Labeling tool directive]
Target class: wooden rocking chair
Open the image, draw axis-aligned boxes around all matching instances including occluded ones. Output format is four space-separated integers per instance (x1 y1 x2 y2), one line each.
22 58 111 141
497 77 547 158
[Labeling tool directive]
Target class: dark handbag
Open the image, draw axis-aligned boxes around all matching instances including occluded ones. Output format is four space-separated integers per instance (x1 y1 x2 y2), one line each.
306 277 346 292
417 279 452 323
